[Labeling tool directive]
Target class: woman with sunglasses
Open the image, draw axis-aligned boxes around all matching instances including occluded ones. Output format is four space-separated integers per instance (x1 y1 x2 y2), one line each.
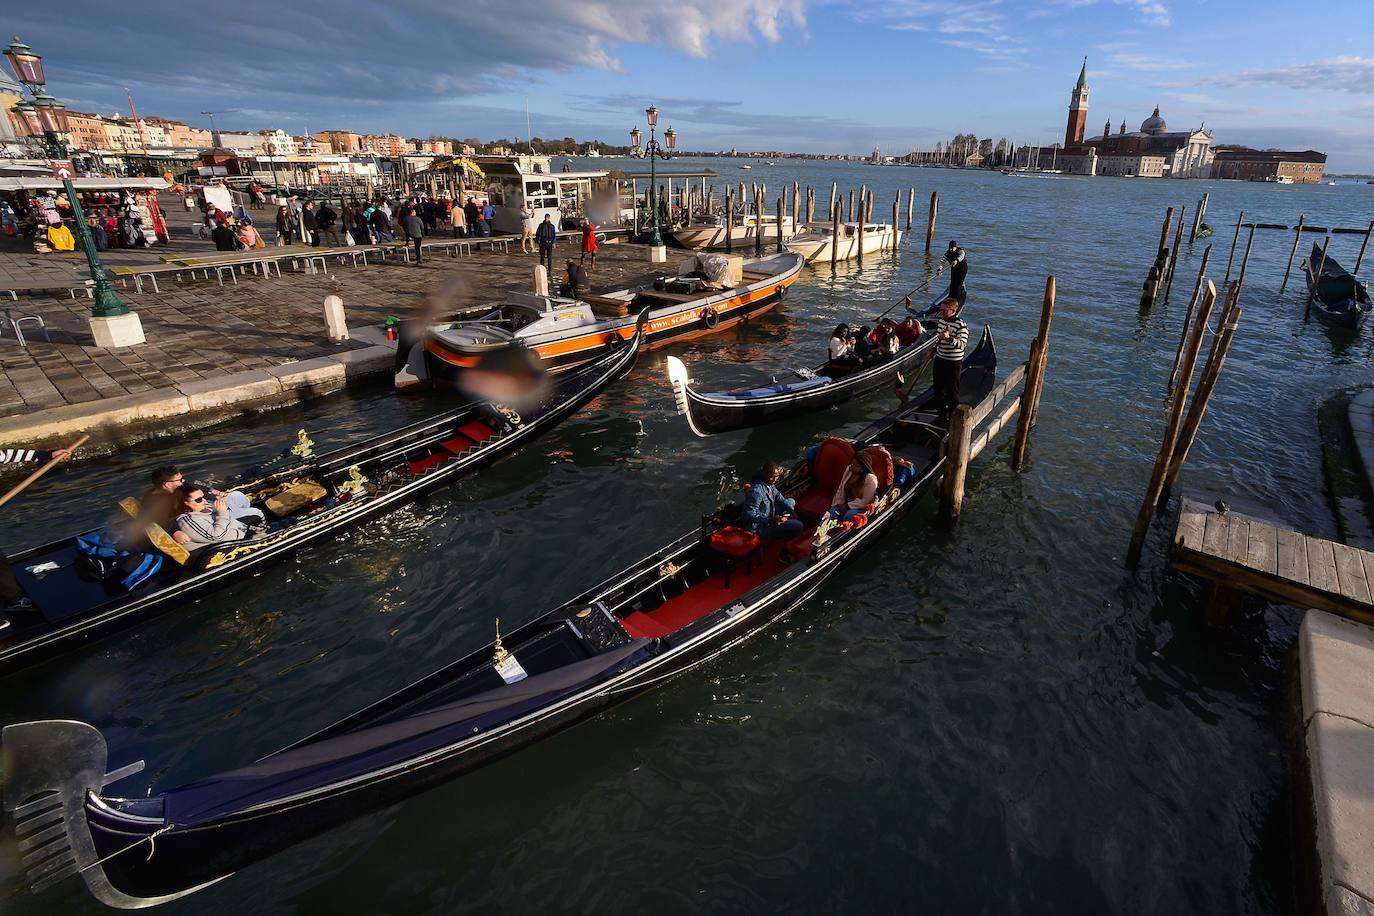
173 485 250 547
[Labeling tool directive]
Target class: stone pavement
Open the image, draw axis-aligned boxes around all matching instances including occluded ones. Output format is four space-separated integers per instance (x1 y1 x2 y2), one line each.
0 208 663 435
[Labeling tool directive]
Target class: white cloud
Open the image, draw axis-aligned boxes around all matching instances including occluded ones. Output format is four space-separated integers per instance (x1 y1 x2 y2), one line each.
1113 0 1170 26
1212 56 1374 95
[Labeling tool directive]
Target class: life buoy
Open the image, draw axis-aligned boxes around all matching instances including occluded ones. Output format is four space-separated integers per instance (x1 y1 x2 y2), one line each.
700 306 719 329
605 331 625 353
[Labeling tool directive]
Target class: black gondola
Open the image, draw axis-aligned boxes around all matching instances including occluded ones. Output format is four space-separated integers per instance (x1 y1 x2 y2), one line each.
0 312 648 678
1300 242 1372 326
2 330 997 908
665 288 953 436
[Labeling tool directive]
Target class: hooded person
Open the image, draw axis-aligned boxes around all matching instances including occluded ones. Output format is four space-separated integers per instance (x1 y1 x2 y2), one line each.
740 461 804 541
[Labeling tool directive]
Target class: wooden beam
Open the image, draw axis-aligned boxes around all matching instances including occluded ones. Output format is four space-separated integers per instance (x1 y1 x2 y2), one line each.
970 361 1028 428
1355 219 1373 276
1013 275 1056 470
969 396 1021 462
939 403 973 524
1162 204 1187 305
925 191 938 252
1280 214 1305 292
1167 244 1212 396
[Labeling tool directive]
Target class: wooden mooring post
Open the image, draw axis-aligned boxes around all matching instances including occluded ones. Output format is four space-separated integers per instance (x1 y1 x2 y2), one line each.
792 182 800 234
830 201 841 269
1235 224 1256 295
1158 206 1175 255
856 191 866 267
1189 192 1209 243
1161 284 1243 501
906 188 915 232
1167 245 1213 396
925 191 938 252
1280 214 1305 292
1355 220 1373 276
1012 276 1056 471
847 189 854 223
1127 280 1219 567
776 196 785 254
1162 204 1187 305
754 189 764 257
891 194 900 251
724 189 733 253
806 186 815 225
940 280 1057 522
1223 210 1244 283
828 181 836 220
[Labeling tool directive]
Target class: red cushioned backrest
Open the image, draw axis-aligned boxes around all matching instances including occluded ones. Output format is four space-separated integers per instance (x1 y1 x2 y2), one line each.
812 437 855 495
863 446 894 490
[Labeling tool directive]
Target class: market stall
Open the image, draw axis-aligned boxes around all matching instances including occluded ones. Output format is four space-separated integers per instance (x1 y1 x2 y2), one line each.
0 176 170 251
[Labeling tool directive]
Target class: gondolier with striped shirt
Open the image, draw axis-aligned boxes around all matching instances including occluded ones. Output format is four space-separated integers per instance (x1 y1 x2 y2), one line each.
932 297 968 422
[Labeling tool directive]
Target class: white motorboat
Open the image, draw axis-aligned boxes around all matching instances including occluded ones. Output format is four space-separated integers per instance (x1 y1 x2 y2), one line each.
669 213 798 250
785 222 901 263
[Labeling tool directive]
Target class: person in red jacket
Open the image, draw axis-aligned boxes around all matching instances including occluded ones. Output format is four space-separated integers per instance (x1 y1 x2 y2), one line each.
579 218 598 270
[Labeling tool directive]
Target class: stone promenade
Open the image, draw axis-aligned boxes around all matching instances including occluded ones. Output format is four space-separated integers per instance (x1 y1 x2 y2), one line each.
0 210 661 444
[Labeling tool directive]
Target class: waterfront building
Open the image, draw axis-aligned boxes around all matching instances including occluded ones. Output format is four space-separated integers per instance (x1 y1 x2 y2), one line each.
64 111 111 150
314 130 362 153
1084 107 1213 178
1211 147 1327 183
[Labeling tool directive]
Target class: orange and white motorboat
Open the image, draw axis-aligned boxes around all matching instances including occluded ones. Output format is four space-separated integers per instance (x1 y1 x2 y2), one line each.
396 251 803 389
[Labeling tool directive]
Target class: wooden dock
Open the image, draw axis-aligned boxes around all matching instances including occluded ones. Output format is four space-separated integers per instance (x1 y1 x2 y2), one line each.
1170 493 1374 624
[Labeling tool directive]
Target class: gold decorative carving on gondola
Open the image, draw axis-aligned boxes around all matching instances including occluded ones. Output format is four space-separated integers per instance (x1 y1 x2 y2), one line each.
202 500 353 568
814 513 838 547
338 466 369 497
493 618 508 665
496 405 522 427
291 429 315 459
874 487 900 516
659 561 680 578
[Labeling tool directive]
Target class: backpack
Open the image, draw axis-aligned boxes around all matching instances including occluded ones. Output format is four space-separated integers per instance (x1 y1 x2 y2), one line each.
75 529 164 592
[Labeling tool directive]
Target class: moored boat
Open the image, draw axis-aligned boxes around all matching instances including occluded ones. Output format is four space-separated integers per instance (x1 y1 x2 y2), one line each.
785 221 901 263
666 288 952 435
668 213 798 250
1 329 996 908
0 313 648 677
1300 242 1372 326
400 251 803 388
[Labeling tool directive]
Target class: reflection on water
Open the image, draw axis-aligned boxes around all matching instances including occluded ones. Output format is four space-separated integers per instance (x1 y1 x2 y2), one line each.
2 161 1373 914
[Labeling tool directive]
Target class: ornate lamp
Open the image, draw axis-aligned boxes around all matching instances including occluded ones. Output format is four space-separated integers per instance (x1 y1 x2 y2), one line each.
663 126 676 156
630 126 641 151
645 105 658 128
4 36 45 88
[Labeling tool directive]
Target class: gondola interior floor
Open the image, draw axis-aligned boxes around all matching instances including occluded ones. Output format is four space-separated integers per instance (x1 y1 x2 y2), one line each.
620 538 800 639
405 420 497 476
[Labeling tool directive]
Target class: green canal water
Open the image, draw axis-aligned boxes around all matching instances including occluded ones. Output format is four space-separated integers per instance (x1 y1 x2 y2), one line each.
2 161 1372 914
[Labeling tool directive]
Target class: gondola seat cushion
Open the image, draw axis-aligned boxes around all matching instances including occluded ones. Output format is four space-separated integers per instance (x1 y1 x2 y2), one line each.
708 526 761 558
793 436 854 522
265 481 328 517
863 446 894 490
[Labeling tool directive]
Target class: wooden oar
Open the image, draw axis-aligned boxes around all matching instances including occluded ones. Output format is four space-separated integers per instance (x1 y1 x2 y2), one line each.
0 434 88 510
873 264 947 325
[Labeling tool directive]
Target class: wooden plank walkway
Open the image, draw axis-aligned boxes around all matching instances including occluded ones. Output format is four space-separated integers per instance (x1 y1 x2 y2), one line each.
1171 494 1374 623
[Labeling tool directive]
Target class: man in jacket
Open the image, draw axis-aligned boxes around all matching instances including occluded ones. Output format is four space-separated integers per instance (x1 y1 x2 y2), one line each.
300 201 319 247
402 206 425 263
316 202 339 247
535 214 557 270
369 204 395 243
479 199 495 237
740 462 803 541
463 197 479 238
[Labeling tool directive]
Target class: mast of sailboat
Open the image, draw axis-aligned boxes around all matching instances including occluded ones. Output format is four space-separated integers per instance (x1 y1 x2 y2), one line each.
525 97 534 154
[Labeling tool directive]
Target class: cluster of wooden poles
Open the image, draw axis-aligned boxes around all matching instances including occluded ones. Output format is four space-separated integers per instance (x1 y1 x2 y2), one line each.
1127 252 1245 566
939 276 1056 524
640 179 944 268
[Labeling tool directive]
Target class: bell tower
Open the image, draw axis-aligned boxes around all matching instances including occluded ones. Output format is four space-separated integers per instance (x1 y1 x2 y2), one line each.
1065 57 1089 149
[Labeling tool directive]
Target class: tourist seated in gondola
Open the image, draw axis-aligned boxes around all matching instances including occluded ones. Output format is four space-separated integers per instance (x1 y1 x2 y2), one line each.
894 314 924 348
173 485 254 547
829 451 878 524
827 323 861 374
740 461 804 541
871 319 901 361
852 325 874 363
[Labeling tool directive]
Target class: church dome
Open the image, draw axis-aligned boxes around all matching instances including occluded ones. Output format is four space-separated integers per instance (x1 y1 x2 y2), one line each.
1140 107 1167 135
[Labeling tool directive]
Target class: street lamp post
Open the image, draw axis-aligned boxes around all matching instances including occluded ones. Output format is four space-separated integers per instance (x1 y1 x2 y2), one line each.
6 36 142 344
629 105 675 263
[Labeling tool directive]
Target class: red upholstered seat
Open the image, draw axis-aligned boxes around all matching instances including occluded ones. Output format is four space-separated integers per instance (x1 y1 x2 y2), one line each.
863 446 894 490
793 437 855 523
708 526 760 558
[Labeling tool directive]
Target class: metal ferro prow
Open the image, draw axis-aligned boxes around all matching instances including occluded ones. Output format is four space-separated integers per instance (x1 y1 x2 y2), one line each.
0 719 205 908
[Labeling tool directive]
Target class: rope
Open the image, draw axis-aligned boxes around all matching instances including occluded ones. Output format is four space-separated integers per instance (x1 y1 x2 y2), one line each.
77 824 174 875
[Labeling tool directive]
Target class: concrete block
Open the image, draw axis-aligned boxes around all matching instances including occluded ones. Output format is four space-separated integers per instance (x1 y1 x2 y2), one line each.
269 356 347 392
1302 610 1374 729
648 244 668 263
1327 886 1374 916
177 370 282 411
1309 712 1374 903
89 312 147 348
330 345 394 378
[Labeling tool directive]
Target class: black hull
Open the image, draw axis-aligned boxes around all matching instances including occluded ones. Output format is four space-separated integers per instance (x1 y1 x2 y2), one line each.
676 334 937 435
0 316 646 677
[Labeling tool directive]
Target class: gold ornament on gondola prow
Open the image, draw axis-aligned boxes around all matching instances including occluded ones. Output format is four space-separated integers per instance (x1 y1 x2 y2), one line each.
492 618 508 666
814 512 838 547
337 466 369 498
659 560 680 579
290 429 315 459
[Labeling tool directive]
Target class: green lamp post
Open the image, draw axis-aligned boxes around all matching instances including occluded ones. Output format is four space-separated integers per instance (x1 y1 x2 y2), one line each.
630 105 675 261
6 35 129 319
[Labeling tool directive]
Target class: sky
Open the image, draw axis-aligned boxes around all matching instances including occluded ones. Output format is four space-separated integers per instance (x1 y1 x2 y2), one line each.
7 0 1374 171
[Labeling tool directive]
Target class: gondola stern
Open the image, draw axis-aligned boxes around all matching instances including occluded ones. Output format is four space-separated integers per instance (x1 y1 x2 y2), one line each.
1 719 206 908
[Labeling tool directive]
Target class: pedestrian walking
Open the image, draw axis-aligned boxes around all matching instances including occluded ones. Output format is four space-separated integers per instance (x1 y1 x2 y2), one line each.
316 201 340 247
479 198 494 237
301 201 319 247
535 213 557 270
462 197 479 238
403 205 424 263
519 203 535 253
580 218 598 270
275 204 294 246
451 199 467 238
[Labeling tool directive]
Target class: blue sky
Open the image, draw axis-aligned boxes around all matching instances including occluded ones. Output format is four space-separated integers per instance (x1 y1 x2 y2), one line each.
8 0 1374 170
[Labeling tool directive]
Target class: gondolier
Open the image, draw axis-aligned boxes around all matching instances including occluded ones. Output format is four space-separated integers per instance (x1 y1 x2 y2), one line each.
944 241 968 306
933 297 968 421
